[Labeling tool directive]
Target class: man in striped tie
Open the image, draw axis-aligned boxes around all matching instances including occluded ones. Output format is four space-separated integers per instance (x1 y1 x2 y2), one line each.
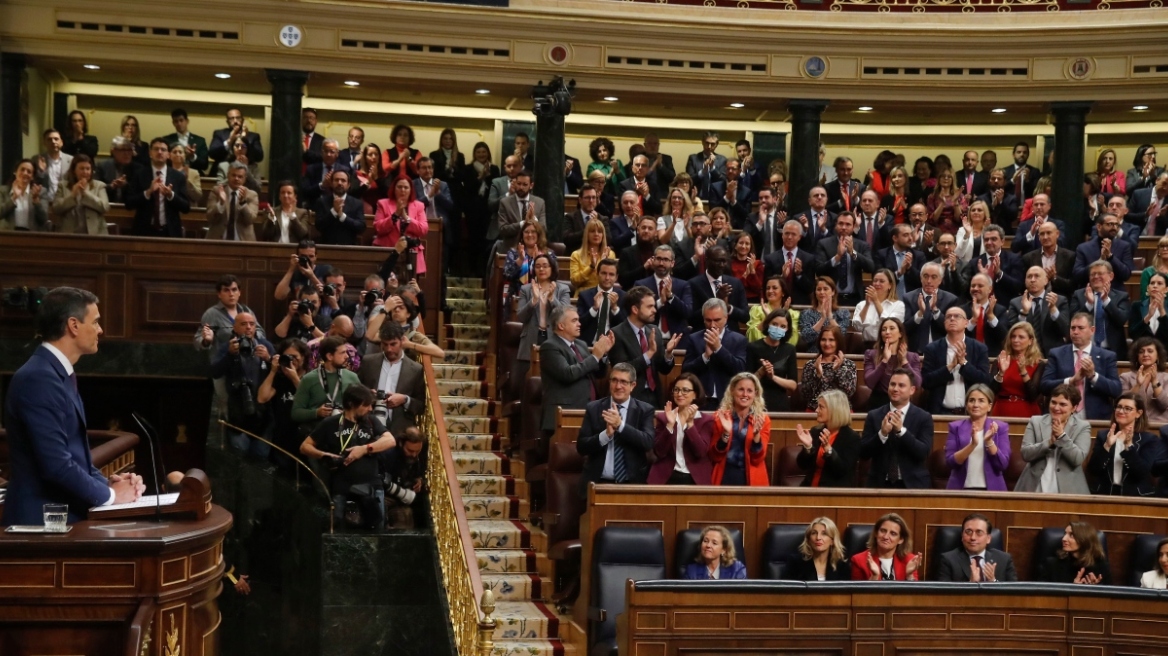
576 363 656 498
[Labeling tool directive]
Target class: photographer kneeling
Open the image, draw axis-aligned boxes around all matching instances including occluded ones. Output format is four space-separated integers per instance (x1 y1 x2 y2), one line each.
380 426 430 528
300 385 396 530
210 312 274 459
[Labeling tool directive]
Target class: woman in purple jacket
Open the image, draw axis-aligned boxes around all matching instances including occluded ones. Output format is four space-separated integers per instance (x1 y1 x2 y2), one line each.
944 384 1011 491
649 373 715 485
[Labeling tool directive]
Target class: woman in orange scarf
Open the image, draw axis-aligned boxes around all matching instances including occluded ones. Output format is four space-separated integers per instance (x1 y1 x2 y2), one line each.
795 389 860 487
709 373 770 486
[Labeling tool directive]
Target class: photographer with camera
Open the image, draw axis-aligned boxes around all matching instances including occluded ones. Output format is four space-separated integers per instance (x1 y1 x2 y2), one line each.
300 384 396 530
209 312 274 458
274 287 328 342
196 275 266 416
348 273 386 351
306 314 362 373
316 267 348 325
368 292 444 361
258 338 309 470
380 426 430 528
358 323 426 436
291 335 362 434
275 239 332 302
374 176 429 277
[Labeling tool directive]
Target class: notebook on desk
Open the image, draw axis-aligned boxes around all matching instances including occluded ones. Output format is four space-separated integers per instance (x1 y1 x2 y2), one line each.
90 493 180 513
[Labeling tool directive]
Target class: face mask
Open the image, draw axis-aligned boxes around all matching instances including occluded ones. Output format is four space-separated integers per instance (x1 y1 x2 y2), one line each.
767 326 787 341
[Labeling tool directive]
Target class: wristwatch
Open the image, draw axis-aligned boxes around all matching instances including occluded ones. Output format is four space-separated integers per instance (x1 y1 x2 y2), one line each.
365 444 375 455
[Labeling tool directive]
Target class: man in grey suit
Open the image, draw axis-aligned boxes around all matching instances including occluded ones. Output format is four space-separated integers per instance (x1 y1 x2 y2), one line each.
486 154 523 236
539 305 614 432
609 286 682 407
936 514 1018 582
35 129 73 200
576 363 656 497
1021 221 1076 297
1003 267 1069 356
357 323 426 436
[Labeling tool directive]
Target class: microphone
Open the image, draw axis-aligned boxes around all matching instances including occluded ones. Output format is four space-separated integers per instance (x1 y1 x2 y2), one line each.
131 411 167 523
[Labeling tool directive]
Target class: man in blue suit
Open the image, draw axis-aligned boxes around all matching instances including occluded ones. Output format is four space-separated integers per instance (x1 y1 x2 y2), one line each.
1073 213 1133 291
1040 312 1122 420
635 244 692 340
2 288 144 526
681 298 747 410
1011 195 1067 255
921 306 993 414
300 138 353 209
414 157 456 271
859 369 935 489
577 260 626 346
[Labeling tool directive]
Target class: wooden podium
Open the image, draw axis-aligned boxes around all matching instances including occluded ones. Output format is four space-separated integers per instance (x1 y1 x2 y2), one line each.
0 470 232 656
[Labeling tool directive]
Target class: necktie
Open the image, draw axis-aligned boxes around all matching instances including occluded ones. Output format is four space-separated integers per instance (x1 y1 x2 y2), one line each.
886 419 901 484
304 134 311 149
658 280 669 334
570 343 596 400
1014 169 1024 200
841 182 851 211
612 404 627 482
765 215 775 255
972 555 983 581
895 251 906 297
424 182 437 219
1094 299 1107 348
712 278 721 297
520 199 528 219
786 251 795 287
924 296 934 342
1150 197 1163 236
866 218 875 248
639 329 656 391
976 306 986 342
965 173 974 196
1075 349 1086 411
227 190 237 240
152 170 164 229
596 291 611 342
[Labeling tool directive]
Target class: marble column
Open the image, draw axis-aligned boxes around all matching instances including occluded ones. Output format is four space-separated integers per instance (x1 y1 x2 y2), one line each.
1 53 26 177
534 113 566 242
787 100 829 217
265 69 310 189
1049 102 1092 245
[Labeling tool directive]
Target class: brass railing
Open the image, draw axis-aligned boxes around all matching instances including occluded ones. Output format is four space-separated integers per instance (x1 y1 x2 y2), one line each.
419 354 496 655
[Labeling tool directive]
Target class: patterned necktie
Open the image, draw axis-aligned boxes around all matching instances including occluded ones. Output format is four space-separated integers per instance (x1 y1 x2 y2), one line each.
612 404 627 482
639 329 656 391
658 280 669 335
1075 349 1086 411
227 190 237 240
1014 169 1024 200
841 182 851 211
786 251 795 287
153 170 164 229
1094 299 1107 347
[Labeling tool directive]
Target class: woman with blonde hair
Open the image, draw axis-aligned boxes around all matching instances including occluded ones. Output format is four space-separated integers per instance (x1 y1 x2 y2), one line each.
850 513 922 581
927 168 966 235
671 172 704 212
657 186 694 245
955 199 991 265
881 165 911 225
1139 236 1168 301
784 517 849 581
1095 148 1125 197
569 218 616 289
682 525 747 580
794 389 860 488
709 372 770 487
990 321 1045 417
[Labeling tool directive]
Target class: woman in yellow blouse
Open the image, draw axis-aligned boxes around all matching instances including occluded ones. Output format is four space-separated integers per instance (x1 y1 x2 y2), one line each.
570 218 617 290
746 276 800 347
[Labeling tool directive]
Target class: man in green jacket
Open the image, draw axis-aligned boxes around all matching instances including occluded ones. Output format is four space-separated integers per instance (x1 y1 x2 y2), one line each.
291 335 361 433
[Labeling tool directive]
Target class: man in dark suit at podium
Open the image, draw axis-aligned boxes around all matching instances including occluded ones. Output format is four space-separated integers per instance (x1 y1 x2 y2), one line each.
2 288 143 526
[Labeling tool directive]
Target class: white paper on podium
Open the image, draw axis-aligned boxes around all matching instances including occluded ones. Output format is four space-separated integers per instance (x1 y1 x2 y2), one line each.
90 493 180 513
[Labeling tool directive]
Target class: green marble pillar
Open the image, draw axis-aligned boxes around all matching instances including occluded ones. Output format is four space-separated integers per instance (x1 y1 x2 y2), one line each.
265 69 310 190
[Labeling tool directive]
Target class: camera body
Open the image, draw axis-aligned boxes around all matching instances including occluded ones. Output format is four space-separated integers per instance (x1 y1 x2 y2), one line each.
236 336 255 358
321 284 336 298
385 480 416 505
298 300 316 316
372 389 389 423
298 254 312 269
278 353 293 368
363 289 382 310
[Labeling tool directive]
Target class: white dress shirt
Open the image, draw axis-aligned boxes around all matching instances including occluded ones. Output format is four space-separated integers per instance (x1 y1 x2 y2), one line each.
965 427 986 488
943 339 967 409
672 411 701 475
599 401 629 480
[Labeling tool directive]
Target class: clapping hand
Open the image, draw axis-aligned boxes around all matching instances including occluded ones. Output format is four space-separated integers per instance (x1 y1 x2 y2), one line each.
1100 238 1112 262
716 409 733 434
997 350 1011 374
905 553 923 580
1050 415 1066 444
601 401 623 436
1074 568 1103 585
704 327 722 357
794 423 813 449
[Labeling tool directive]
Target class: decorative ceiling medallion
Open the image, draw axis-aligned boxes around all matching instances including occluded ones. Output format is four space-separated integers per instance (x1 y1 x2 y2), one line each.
547 44 569 66
803 56 827 79
1067 57 1094 80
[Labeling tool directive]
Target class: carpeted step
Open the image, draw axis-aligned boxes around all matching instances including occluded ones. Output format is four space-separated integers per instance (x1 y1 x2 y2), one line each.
491 601 561 640
477 549 537 574
470 519 532 550
447 287 485 300
450 433 505 452
432 364 484 381
447 298 488 313
448 276 485 287
449 311 488 324
447 324 492 340
463 494 523 520
446 416 495 434
436 379 486 397
490 640 566 656
458 475 516 497
449 337 489 351
440 397 493 417
440 349 483 365
454 452 510 476
482 573 544 601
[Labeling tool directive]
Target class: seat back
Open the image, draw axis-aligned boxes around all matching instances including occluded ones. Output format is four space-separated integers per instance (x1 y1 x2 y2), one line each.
762 524 809 580
590 527 665 653
927 448 951 489
929 525 1003 580
1032 526 1108 573
774 445 806 487
499 321 523 401
851 384 872 411
843 524 873 560
545 442 585 547
1004 445 1028 491
674 528 746 578
1128 534 1165 587
520 375 546 464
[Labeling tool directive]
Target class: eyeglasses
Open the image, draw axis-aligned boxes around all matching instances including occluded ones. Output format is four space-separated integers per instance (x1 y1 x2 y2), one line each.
673 387 695 394
609 378 634 387
1115 405 1137 413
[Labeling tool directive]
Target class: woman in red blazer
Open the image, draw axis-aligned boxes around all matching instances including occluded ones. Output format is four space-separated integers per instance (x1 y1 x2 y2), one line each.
649 374 715 485
374 176 429 275
708 373 771 486
849 513 923 581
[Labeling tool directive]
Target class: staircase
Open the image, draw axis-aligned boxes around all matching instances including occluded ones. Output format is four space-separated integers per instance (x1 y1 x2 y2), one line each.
440 277 580 656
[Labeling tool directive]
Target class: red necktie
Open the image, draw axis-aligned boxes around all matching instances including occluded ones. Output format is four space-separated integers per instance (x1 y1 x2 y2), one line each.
786 251 795 286
639 328 656 391
976 306 985 342
152 170 163 229
658 280 669 334
1014 170 1024 200
304 134 311 149
965 173 973 195
841 182 851 211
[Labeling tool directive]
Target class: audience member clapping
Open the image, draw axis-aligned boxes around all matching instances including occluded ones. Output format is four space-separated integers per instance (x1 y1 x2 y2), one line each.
1 159 46 232
1016 384 1091 493
168 144 202 207
860 368 933 489
944 386 1010 491
746 308 798 412
922 306 993 415
709 373 770 486
570 219 617 290
1089 393 1161 497
852 269 904 343
514 253 572 384
215 137 262 194
382 125 422 179
801 326 856 411
746 276 799 345
850 513 921 581
798 276 851 352
1129 272 1168 342
988 322 1045 417
52 155 109 235
649 374 713 485
936 513 1018 582
1038 521 1110 585
259 182 311 244
1140 538 1168 589
795 389 859 488
864 318 920 409
682 299 748 411
1121 338 1168 423
502 220 552 289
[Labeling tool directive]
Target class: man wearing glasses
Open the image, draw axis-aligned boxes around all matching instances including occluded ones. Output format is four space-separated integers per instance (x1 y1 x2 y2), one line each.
576 364 656 496
636 245 692 340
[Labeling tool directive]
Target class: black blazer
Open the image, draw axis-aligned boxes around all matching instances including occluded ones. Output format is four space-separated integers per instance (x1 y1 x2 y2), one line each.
1128 300 1168 343
979 189 1020 228
1068 288 1130 353
125 165 191 237
619 177 663 217
302 133 325 165
853 213 894 252
859 403 934 489
959 301 1008 357
313 194 367 245
901 288 959 353
936 547 1018 582
1001 163 1042 201
609 320 674 407
825 179 864 215
762 248 817 305
814 237 876 294
744 339 798 412
687 273 749 331
576 396 656 496
429 149 467 184
796 425 860 488
576 287 627 346
709 179 753 229
1088 430 1162 497
209 128 264 169
792 209 836 251
300 160 354 209
634 274 692 337
782 553 851 581
617 243 657 291
1039 555 1110 585
955 169 989 198
962 250 1025 301
1021 247 1077 297
920 337 993 413
1002 294 1069 356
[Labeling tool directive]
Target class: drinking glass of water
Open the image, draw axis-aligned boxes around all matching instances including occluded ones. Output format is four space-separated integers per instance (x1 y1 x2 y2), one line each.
43 504 68 532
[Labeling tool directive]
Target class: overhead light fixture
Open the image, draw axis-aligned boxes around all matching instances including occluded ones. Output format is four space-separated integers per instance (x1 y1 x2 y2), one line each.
343 80 360 87
474 89 491 95
603 96 619 102
991 108 1007 113
214 73 232 79
858 106 873 111
1134 105 1150 111
83 64 101 70
729 102 745 108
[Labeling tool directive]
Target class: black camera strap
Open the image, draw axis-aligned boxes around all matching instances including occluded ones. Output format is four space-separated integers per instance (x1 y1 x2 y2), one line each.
317 365 342 407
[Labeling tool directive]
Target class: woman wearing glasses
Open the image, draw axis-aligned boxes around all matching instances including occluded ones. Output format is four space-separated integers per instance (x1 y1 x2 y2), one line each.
649 374 714 485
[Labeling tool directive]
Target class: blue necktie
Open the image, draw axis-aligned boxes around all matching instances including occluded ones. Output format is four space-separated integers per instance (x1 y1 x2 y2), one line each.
1095 299 1107 348
895 251 907 297
612 404 627 483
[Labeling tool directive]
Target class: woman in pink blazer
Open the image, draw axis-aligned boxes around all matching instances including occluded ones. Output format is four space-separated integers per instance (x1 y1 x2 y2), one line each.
944 384 1011 491
374 176 428 275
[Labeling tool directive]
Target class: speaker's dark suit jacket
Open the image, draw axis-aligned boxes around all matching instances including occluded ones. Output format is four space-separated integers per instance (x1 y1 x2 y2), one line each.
1128 187 1167 233
313 194 367 245
859 403 935 489
814 236 875 297
609 320 673 407
936 548 1018 582
539 335 603 431
955 169 989 198
901 288 959 353
1022 247 1076 297
635 274 692 337
685 152 727 200
1040 343 1122 421
1011 218 1068 255
792 209 835 251
1 347 110 525
762 247 817 305
921 337 993 413
126 165 190 237
687 273 749 332
576 396 655 496
979 190 1020 228
825 179 864 215
357 353 426 436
